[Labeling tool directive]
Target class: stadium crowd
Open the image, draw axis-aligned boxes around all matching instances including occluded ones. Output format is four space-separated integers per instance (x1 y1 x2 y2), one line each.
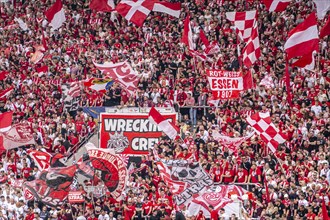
0 0 330 219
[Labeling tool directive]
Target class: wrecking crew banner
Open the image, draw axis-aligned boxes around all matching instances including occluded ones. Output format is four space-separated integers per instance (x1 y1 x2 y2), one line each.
207 70 243 99
100 113 177 155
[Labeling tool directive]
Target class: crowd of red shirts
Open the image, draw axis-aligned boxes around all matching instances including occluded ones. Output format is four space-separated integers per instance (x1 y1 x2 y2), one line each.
0 0 330 219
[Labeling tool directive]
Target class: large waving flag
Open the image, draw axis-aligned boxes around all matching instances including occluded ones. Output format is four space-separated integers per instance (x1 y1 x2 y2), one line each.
83 78 114 93
320 15 330 38
312 0 330 19
93 61 139 95
153 1 181 18
246 112 286 153
262 0 291 12
0 112 13 132
90 0 115 12
182 15 194 50
226 10 257 42
284 12 319 68
45 0 66 30
148 107 179 140
115 0 155 26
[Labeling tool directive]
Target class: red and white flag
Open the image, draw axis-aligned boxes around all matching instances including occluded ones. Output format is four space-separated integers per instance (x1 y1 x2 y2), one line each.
284 12 319 68
320 15 330 38
243 70 255 90
312 0 330 19
205 41 220 55
242 22 261 67
0 112 13 132
199 29 210 50
90 0 115 12
45 0 66 30
27 150 52 170
262 0 291 12
93 61 140 95
115 0 155 27
0 87 14 101
246 112 286 153
148 107 179 140
189 50 210 62
0 123 36 151
182 15 195 50
153 1 181 18
226 10 257 42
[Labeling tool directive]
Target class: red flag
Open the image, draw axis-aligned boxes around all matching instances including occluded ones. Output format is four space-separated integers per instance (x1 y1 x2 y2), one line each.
93 61 139 95
262 0 291 12
242 22 261 67
243 70 255 90
148 107 179 140
0 87 14 101
284 12 319 68
322 197 329 220
45 0 66 30
0 123 36 151
153 1 181 18
0 111 13 132
27 150 52 170
0 71 9 81
90 0 115 12
320 15 330 39
199 29 210 50
182 15 194 50
36 65 48 77
115 0 155 26
226 10 257 42
246 112 287 153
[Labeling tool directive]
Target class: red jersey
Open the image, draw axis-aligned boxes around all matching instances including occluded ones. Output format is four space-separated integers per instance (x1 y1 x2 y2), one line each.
124 205 136 220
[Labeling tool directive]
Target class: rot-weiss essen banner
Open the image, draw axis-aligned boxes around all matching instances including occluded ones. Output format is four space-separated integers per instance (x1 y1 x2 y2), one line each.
100 113 177 155
207 70 243 99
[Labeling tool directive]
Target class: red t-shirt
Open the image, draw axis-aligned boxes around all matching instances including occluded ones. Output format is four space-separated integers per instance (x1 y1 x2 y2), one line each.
250 168 261 183
223 169 235 183
124 205 136 220
236 169 248 183
210 210 219 220
22 167 32 178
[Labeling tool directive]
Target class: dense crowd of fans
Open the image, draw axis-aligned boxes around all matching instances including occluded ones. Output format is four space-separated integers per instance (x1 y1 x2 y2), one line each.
0 0 330 219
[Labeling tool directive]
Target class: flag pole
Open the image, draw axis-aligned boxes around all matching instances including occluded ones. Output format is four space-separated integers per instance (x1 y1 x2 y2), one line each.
285 56 292 106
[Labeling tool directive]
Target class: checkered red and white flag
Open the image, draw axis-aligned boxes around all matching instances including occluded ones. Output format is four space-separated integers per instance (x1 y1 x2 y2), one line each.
246 112 286 153
242 22 260 67
226 10 257 42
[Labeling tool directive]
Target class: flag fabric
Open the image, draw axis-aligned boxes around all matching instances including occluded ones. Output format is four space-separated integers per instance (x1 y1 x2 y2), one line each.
45 0 66 30
262 0 291 12
205 41 220 55
243 70 255 90
157 159 213 206
83 78 114 93
189 50 209 62
90 0 115 12
312 0 330 19
0 123 36 151
153 1 181 18
115 0 155 27
182 15 195 50
226 10 257 42
148 107 179 140
260 74 275 88
246 112 286 153
242 22 260 67
284 12 319 68
93 61 140 95
0 87 14 101
322 196 329 220
212 131 254 155
61 81 82 112
320 15 330 38
86 143 128 200
27 150 52 170
0 112 13 132
23 165 77 207
199 29 210 50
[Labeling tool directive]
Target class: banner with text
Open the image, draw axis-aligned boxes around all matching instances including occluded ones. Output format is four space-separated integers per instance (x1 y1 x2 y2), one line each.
100 113 176 155
207 70 243 99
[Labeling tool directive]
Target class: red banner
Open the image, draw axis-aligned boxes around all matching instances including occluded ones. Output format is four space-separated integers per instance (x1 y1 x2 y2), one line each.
68 191 85 203
207 70 243 99
100 113 177 155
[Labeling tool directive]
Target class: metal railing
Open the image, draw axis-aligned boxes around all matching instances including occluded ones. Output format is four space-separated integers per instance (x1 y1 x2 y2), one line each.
67 131 96 159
